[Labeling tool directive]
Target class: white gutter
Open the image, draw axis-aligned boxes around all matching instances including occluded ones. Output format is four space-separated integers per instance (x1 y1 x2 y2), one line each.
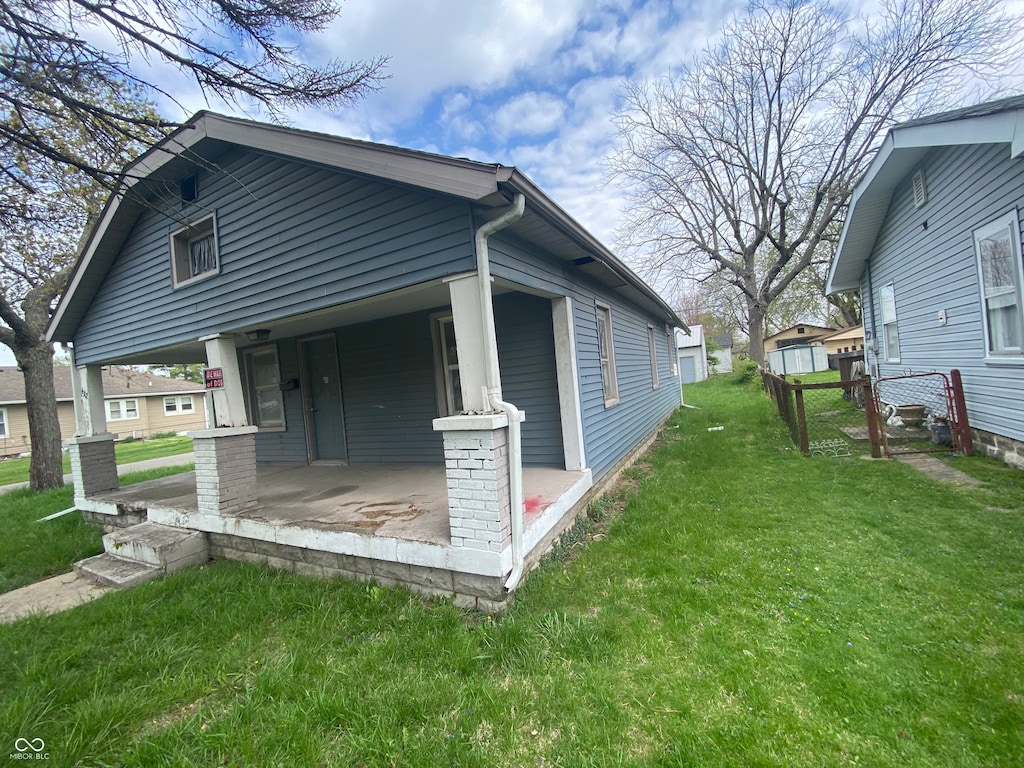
474 192 528 590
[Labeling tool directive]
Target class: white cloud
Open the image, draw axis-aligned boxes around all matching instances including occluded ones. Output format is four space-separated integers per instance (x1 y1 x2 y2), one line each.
492 92 567 140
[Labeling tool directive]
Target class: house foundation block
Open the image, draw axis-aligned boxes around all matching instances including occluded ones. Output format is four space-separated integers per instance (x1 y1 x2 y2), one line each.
189 426 258 515
972 427 1024 471
67 434 118 500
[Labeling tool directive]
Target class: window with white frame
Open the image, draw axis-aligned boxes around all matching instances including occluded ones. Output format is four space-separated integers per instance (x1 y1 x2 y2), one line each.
163 395 196 416
244 346 285 429
879 283 900 362
596 303 619 406
0 407 7 438
170 213 219 288
106 399 139 421
431 314 463 416
974 211 1024 357
648 324 659 388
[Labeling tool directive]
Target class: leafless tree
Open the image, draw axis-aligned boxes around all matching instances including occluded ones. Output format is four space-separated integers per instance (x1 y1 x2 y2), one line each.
610 0 1018 363
0 0 386 489
0 0 387 226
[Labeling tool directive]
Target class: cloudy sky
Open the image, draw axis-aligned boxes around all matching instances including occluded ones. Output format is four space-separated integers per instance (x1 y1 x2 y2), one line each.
162 0 744 248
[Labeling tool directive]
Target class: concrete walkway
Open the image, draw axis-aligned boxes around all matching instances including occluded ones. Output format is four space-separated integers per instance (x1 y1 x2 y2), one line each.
0 451 195 495
894 453 982 486
0 572 111 624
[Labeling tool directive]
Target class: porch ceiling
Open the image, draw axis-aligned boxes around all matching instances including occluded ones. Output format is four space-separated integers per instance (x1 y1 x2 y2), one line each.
104 280 504 366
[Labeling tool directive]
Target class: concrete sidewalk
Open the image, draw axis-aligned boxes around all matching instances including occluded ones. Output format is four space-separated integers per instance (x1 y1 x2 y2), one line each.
0 451 195 496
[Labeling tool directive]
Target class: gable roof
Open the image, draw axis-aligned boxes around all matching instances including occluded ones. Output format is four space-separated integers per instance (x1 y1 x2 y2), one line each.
676 325 704 348
0 366 203 406
827 95 1024 293
764 323 834 343
48 111 684 342
711 334 733 349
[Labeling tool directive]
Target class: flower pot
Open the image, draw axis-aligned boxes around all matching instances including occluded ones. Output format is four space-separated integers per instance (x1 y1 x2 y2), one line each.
896 404 926 428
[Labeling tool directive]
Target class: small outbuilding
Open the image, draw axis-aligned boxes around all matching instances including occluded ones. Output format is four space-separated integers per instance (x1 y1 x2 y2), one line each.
676 325 708 383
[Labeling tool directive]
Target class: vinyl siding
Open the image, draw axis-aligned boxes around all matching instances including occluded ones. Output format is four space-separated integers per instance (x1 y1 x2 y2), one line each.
489 234 680 480
72 147 475 364
335 311 445 465
494 292 564 467
860 141 1024 442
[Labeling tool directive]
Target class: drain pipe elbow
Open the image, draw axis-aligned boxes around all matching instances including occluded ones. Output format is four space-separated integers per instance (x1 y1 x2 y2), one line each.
491 394 525 590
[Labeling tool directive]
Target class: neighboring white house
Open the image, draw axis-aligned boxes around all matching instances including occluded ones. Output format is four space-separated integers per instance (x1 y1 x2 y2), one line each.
827 95 1024 470
676 325 707 383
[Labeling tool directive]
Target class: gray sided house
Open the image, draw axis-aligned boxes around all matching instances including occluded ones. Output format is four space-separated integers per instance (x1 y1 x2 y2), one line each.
48 112 684 608
828 95 1024 470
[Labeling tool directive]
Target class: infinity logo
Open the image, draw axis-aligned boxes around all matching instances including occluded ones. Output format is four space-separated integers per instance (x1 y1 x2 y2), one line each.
14 738 45 752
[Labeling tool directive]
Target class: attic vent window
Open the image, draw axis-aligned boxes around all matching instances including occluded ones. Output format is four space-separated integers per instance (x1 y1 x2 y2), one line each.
912 170 927 208
170 213 219 288
180 174 198 203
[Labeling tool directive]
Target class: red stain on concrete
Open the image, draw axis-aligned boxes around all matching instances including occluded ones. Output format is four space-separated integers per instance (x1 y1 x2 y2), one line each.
524 496 546 515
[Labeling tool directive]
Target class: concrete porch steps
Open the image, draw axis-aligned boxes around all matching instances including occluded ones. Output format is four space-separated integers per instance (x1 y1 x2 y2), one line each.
74 521 209 589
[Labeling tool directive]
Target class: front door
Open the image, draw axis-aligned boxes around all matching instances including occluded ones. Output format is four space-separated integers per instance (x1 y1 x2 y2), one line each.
301 336 347 461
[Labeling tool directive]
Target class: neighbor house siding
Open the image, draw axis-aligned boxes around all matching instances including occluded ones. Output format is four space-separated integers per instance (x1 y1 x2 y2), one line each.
861 141 1024 442
489 233 680 480
494 292 564 467
336 311 444 465
71 147 476 364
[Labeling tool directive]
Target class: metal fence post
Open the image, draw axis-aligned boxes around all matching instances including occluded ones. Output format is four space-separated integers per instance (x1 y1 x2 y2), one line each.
950 369 974 456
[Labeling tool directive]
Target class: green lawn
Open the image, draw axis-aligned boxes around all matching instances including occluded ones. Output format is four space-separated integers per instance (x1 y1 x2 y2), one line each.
0 435 193 486
1 378 1021 766
0 466 195 594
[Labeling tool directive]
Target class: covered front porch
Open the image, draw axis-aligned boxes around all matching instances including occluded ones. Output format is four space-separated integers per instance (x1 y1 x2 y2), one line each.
77 463 592 609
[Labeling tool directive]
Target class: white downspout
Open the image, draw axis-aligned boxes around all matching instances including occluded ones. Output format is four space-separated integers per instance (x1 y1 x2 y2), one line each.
474 192 527 590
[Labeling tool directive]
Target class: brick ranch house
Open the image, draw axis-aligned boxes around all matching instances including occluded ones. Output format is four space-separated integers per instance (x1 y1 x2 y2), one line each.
47 112 685 610
0 366 205 457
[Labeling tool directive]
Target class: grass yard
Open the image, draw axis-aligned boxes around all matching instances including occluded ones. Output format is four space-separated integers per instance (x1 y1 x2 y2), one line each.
0 435 193 487
0 466 194 595
1 378 1022 766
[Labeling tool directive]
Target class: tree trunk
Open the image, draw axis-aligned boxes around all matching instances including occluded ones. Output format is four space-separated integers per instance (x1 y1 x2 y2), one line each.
746 300 768 365
15 340 64 491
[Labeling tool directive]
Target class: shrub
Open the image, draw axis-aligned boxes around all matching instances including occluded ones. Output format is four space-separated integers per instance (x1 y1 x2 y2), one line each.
732 359 760 386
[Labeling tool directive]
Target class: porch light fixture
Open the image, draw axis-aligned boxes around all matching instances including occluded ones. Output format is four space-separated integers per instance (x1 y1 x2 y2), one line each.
245 329 271 342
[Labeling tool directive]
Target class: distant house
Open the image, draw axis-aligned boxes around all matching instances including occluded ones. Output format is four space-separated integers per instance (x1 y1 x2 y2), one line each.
817 326 864 356
0 367 205 457
45 111 684 607
764 323 835 350
827 95 1024 470
676 325 708 383
710 333 734 373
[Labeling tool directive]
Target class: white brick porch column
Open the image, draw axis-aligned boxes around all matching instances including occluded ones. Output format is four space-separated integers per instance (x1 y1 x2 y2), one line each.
190 335 258 516
190 426 258 515
68 362 117 501
433 414 512 552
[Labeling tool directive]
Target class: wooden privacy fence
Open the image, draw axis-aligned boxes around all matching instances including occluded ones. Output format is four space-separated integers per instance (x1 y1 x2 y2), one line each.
761 369 974 459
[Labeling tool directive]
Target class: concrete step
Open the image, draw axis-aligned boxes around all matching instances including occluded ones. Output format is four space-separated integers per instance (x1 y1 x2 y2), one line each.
103 521 208 573
74 553 162 589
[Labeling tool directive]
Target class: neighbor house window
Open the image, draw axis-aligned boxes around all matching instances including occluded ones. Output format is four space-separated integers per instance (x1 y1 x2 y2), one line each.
170 213 219 288
648 324 659 388
163 395 195 415
974 211 1024 357
106 399 139 421
596 303 619 406
431 314 462 416
244 346 285 429
879 283 900 362
0 408 7 438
